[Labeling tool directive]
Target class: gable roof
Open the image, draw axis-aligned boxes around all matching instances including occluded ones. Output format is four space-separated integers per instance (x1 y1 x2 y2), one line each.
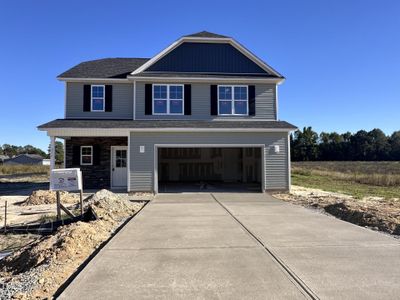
58 58 150 79
184 31 230 38
131 32 284 79
57 32 283 80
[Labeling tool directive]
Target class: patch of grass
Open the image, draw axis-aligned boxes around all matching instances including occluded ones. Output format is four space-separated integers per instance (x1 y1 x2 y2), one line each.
0 165 49 175
292 163 400 199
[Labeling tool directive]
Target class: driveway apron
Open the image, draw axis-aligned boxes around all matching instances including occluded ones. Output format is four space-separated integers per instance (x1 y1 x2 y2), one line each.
59 193 307 299
59 192 400 299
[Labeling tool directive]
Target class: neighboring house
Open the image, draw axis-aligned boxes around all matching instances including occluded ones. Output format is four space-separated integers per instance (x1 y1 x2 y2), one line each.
38 31 296 192
4 154 47 165
0 155 9 164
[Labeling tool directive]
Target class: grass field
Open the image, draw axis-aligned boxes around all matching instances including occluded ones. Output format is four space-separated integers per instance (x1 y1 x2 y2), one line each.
292 161 400 199
0 164 49 175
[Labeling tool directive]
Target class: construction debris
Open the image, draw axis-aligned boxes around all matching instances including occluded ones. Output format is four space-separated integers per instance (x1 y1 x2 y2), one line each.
274 185 400 235
0 189 146 299
22 190 79 206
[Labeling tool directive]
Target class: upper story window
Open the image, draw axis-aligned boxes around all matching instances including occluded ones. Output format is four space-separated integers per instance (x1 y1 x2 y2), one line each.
153 84 184 115
218 85 248 115
91 85 105 112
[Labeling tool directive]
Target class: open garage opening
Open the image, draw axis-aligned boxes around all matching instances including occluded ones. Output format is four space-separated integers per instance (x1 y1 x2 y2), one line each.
156 147 263 193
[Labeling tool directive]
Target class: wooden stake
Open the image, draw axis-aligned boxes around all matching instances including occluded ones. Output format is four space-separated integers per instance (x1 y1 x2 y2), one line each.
79 189 84 216
56 191 61 220
60 203 75 218
4 200 7 234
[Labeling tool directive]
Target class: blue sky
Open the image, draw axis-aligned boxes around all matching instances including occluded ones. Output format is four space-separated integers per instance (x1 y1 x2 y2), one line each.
0 0 399 151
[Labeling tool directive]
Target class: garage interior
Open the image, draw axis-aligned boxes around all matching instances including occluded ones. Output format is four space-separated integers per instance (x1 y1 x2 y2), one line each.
157 147 262 192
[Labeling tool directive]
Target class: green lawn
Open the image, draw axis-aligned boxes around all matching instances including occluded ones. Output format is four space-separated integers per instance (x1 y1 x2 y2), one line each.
292 161 400 199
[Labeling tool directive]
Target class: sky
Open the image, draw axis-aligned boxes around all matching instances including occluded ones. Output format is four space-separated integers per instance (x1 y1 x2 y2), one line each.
0 0 399 151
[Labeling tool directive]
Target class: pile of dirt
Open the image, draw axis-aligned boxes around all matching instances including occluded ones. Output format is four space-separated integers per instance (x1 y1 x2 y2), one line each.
274 186 400 235
0 189 145 299
22 190 80 206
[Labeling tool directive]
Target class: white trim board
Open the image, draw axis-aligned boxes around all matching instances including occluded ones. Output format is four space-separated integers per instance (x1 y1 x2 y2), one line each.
58 78 130 83
40 127 296 137
128 76 284 84
59 76 284 84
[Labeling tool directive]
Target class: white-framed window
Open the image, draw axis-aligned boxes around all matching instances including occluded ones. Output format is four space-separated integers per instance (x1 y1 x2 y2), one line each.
153 84 184 115
91 85 105 112
218 85 248 116
80 146 93 165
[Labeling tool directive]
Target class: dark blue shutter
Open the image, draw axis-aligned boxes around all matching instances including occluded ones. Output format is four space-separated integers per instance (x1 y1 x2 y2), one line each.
248 85 256 116
184 84 191 115
145 84 152 115
105 85 112 112
210 85 218 115
93 145 101 165
83 85 91 112
73 146 80 165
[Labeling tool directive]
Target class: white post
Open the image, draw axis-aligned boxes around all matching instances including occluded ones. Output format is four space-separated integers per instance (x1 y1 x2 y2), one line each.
50 136 56 170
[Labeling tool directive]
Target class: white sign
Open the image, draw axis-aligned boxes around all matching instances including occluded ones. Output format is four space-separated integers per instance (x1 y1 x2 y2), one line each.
140 145 145 153
50 168 82 191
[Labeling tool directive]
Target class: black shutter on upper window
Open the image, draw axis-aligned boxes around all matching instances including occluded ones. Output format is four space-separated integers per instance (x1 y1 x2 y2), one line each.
72 146 80 165
105 85 113 112
83 85 91 112
184 84 191 115
248 85 256 116
210 85 218 115
145 84 152 115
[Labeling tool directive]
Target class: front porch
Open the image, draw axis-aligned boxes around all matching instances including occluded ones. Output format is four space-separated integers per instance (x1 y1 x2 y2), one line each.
63 137 128 190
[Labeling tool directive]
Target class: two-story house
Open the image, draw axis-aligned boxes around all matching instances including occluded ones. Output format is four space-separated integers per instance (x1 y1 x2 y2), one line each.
38 31 296 193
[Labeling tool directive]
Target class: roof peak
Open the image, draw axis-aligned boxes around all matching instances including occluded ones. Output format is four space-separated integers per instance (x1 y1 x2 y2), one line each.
184 31 229 38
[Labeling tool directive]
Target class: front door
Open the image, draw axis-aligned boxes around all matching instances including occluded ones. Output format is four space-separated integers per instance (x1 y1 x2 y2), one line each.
111 146 127 188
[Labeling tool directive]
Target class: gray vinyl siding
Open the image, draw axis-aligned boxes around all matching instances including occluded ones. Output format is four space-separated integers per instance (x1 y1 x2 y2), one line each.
65 82 133 119
135 82 276 120
129 132 288 192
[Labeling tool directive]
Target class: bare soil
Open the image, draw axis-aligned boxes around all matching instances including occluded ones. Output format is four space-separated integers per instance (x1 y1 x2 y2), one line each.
274 185 400 235
0 189 146 299
22 190 79 206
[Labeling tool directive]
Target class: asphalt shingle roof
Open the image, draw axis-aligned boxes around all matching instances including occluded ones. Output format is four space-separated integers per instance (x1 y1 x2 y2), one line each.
184 31 229 38
38 119 297 130
58 58 150 79
57 31 280 79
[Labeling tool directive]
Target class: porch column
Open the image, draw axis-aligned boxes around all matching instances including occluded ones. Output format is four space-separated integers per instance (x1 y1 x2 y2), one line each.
50 136 56 170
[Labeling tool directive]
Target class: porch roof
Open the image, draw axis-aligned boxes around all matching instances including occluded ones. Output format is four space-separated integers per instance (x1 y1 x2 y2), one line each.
38 119 297 130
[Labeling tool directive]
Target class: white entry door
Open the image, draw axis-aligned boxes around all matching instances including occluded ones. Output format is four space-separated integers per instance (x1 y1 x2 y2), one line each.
111 146 128 188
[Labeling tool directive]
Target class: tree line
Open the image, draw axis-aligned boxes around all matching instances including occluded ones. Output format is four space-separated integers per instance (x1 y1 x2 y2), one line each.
0 144 47 158
291 127 400 161
0 142 64 164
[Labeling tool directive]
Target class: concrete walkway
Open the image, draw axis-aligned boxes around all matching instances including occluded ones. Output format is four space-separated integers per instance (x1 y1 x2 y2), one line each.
59 193 400 299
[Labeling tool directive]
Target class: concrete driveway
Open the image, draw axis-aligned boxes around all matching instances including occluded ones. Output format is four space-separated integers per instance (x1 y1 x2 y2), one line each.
59 193 400 299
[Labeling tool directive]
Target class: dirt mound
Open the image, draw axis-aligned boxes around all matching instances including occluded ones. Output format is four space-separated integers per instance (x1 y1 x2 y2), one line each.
22 190 79 206
86 189 139 223
274 186 400 235
0 189 145 299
